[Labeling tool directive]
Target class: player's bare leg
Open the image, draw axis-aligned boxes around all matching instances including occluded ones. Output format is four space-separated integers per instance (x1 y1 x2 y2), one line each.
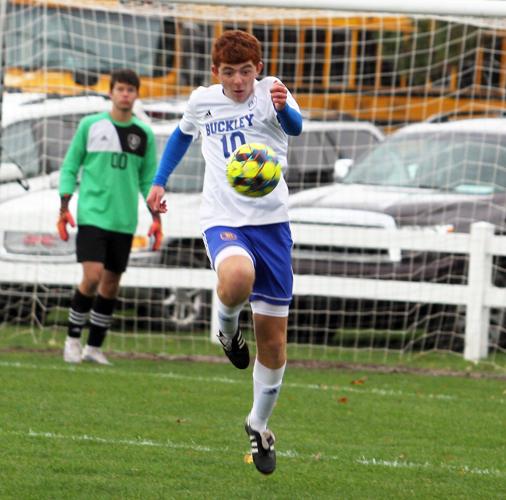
215 255 254 369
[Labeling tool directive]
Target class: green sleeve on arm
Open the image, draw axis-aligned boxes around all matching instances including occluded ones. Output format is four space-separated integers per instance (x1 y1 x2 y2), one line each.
59 120 88 196
139 129 158 200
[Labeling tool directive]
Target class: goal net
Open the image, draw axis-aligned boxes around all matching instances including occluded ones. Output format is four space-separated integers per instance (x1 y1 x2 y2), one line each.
1 0 505 367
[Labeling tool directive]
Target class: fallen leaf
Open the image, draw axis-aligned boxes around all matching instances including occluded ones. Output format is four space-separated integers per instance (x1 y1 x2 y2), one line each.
351 377 367 385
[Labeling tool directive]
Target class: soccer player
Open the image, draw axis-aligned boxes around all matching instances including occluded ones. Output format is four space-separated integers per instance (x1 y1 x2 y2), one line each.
58 68 161 366
147 30 302 474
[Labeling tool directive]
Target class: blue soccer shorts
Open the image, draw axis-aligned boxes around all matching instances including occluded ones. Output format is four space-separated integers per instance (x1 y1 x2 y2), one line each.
203 222 293 307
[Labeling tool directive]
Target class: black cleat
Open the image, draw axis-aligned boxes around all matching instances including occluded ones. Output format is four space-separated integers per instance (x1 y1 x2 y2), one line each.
217 328 250 369
245 419 276 475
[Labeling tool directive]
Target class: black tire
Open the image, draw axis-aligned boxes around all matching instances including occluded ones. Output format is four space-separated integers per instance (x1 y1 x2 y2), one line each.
137 287 209 331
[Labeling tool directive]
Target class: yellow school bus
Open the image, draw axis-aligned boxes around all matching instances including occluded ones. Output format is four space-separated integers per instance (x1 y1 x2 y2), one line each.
4 0 506 125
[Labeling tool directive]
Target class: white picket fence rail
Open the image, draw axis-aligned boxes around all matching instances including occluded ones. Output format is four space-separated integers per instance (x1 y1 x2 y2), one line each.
0 221 503 361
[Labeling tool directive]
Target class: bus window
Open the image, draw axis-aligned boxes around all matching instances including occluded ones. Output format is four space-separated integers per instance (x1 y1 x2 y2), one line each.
481 35 503 88
9 4 167 77
179 22 212 86
5 1 175 93
329 30 350 86
303 28 327 87
154 19 176 78
277 27 298 85
355 30 378 87
252 25 275 70
379 32 404 87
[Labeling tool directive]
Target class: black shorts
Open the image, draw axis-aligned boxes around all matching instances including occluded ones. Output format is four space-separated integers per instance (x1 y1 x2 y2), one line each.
76 225 133 274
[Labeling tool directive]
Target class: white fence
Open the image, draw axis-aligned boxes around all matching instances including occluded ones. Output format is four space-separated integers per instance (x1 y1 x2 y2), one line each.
0 221 503 361
292 221 506 362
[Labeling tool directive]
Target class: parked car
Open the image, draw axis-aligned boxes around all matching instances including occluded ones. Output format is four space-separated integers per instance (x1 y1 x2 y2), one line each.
0 93 162 323
287 118 506 346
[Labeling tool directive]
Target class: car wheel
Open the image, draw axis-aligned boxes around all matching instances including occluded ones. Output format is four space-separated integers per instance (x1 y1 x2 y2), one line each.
0 296 46 325
138 288 208 331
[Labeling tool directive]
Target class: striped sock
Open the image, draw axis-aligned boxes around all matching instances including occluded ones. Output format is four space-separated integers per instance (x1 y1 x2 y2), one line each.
67 289 93 339
87 295 116 348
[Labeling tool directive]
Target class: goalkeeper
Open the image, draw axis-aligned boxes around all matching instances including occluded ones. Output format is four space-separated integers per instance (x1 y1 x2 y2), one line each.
147 30 302 475
58 69 161 366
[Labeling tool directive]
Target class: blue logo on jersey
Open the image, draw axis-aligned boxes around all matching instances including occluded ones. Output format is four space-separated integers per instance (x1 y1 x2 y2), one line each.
205 114 254 136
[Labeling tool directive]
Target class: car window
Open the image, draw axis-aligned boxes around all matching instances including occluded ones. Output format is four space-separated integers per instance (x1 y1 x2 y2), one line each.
1 120 40 178
32 114 85 173
35 114 85 173
155 134 205 193
288 131 337 172
345 131 506 192
288 129 378 171
285 126 381 191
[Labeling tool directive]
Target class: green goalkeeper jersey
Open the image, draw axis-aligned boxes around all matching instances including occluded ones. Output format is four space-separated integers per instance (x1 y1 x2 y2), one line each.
59 112 157 234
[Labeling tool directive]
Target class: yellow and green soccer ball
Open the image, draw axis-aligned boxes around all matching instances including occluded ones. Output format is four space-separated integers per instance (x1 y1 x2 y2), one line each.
226 143 282 197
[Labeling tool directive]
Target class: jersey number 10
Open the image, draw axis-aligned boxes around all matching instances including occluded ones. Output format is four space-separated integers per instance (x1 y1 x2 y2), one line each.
220 131 246 159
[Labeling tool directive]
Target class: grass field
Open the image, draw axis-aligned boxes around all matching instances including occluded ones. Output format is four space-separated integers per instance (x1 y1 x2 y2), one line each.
1 336 505 499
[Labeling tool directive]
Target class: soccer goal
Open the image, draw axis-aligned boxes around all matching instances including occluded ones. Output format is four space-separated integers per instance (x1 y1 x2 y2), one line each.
0 0 505 366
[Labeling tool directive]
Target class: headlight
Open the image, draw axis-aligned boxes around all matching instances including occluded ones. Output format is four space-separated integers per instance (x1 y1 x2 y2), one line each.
131 235 151 252
4 231 75 255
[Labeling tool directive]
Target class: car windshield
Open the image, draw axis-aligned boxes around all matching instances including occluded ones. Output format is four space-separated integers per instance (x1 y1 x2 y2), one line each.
1 114 94 179
1 121 40 177
344 131 506 193
154 134 205 193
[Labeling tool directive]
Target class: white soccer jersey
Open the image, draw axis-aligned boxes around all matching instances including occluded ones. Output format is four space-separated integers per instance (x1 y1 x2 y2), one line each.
179 76 300 231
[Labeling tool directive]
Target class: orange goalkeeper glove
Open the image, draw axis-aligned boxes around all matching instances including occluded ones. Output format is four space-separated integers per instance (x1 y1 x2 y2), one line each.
148 219 163 251
57 210 75 241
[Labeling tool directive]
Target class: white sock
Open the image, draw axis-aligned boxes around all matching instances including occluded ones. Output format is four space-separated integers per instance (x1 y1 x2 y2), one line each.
248 359 286 432
217 298 244 337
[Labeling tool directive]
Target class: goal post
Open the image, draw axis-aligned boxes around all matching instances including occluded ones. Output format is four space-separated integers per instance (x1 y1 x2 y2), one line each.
162 0 506 18
0 0 505 367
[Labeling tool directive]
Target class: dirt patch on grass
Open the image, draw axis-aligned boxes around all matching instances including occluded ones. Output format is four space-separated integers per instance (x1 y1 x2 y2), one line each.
2 345 505 380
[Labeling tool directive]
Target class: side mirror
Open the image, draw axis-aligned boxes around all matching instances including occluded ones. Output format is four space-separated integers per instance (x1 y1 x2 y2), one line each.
334 158 353 181
0 162 24 183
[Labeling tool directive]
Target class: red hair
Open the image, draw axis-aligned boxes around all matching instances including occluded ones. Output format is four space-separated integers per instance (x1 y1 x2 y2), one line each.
212 30 262 67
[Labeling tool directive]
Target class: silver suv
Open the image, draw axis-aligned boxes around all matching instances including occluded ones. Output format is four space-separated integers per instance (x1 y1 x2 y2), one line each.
288 118 506 347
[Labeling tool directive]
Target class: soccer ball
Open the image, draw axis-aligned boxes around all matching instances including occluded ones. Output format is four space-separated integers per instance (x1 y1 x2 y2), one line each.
226 143 282 197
